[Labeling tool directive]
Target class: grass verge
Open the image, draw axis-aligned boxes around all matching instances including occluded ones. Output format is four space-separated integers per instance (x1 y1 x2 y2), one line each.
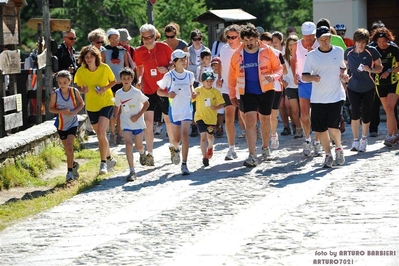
0 142 127 231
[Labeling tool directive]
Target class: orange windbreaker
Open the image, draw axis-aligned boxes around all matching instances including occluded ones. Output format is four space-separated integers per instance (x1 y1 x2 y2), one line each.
228 41 283 99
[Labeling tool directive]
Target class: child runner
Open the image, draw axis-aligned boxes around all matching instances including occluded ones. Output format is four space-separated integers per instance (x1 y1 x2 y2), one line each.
157 49 195 175
192 71 225 166
49 70 85 182
112 67 149 181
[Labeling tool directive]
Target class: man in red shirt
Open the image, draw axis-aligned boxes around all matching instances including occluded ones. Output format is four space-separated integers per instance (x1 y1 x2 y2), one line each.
135 23 174 166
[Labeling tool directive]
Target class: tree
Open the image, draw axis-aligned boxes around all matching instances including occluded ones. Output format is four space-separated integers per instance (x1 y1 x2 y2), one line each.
153 0 208 44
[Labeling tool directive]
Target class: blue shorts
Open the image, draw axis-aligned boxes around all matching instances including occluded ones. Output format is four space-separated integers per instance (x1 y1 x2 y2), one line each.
171 119 192 126
298 82 312 99
123 129 144 135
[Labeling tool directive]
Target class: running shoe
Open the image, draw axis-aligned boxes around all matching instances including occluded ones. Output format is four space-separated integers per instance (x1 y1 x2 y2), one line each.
243 154 258 167
350 140 359 151
66 171 74 182
126 170 137 182
238 130 246 138
280 127 291 136
313 142 322 157
294 128 303 139
322 154 334 168
99 162 107 175
207 147 213 159
139 152 147 166
202 157 209 167
169 146 175 163
262 146 272 161
154 125 162 135
270 134 279 150
335 148 345 165
181 164 190 175
146 153 155 166
225 148 238 160
107 157 117 172
384 135 397 147
172 148 181 165
369 132 378 138
303 141 312 157
359 138 367 152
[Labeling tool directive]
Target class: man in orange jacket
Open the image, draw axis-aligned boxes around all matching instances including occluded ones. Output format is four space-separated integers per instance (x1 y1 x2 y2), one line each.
228 23 283 167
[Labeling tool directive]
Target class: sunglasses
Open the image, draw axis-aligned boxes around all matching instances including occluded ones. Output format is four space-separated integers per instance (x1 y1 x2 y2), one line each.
142 35 154 41
165 35 176 39
192 37 202 41
66 37 77 41
226 35 239 40
95 41 104 44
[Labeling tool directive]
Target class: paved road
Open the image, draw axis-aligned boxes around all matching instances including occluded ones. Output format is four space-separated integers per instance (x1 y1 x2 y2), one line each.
0 123 398 266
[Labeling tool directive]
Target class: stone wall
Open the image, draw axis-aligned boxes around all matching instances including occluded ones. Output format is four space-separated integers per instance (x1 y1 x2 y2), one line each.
0 115 89 167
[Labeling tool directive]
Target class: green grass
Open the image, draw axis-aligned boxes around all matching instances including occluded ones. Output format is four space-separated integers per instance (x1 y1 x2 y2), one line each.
0 142 128 231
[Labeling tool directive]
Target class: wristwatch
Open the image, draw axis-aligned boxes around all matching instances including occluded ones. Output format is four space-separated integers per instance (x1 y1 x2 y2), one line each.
387 68 392 73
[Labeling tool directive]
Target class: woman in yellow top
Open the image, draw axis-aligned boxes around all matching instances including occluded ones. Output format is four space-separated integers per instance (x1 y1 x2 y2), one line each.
74 45 117 175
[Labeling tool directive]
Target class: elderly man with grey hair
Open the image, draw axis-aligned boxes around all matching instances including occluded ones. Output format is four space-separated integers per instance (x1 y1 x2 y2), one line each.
56 29 77 75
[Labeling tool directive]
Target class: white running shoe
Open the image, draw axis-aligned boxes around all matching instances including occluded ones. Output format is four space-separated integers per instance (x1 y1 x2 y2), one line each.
66 171 74 182
107 157 117 172
262 147 272 161
350 140 359 151
99 162 107 175
323 155 334 168
243 154 258 167
303 141 312 157
313 142 322 157
335 148 345 165
270 134 279 150
225 149 238 160
359 138 367 152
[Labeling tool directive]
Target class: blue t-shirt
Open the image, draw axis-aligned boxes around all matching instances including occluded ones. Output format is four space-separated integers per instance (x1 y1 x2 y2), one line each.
244 50 262 94
344 45 381 93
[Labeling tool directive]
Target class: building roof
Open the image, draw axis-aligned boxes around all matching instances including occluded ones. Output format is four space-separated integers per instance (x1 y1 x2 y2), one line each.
192 9 257 26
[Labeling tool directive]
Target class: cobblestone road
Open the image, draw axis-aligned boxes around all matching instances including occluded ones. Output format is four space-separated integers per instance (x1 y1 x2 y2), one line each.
0 124 398 266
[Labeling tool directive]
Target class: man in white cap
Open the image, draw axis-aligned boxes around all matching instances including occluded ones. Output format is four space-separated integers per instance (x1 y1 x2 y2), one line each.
302 26 347 168
291 21 321 157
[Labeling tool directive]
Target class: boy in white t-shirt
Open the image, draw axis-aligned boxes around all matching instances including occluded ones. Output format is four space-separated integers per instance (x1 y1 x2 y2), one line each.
113 67 149 182
210 56 225 137
196 49 213 87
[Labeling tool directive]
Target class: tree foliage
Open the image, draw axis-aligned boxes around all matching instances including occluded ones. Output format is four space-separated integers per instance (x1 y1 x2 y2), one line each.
18 0 312 54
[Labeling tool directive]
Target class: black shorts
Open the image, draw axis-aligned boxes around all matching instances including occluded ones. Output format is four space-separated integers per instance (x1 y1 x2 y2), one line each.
58 126 77 140
222 93 233 107
111 83 123 94
87 105 114 125
311 101 344 132
240 90 274 115
376 83 397 98
285 88 299 100
196 120 216 134
272 91 283 110
146 93 169 115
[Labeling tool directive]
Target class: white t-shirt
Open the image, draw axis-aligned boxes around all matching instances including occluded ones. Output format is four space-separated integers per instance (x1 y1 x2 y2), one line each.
157 69 194 122
114 86 148 130
219 43 239 94
283 57 298 89
303 46 346 104
296 39 319 83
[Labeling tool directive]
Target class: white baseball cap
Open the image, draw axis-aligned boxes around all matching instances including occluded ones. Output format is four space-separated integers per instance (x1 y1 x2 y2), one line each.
301 21 316 35
171 49 189 61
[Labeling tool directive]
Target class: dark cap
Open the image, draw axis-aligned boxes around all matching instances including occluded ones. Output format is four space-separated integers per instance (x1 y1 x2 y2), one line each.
316 26 331 38
201 71 215 81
